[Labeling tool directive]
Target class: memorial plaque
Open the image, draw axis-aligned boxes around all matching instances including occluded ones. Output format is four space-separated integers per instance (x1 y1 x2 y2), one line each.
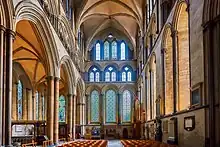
184 116 195 131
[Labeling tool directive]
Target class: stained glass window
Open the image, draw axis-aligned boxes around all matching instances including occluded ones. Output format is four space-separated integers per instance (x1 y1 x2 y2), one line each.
90 72 94 82
17 80 23 120
104 41 109 60
111 72 116 81
106 90 116 122
91 90 99 122
36 91 39 120
121 42 126 60
128 72 132 81
95 72 100 82
122 72 126 81
105 72 110 81
122 90 131 122
96 43 100 60
59 95 66 122
112 41 117 59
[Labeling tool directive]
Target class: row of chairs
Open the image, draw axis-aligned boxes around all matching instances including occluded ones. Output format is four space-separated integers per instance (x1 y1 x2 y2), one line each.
58 140 108 147
21 140 37 147
121 140 178 147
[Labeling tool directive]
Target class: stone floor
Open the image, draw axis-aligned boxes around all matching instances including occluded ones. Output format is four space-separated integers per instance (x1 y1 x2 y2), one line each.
107 140 123 147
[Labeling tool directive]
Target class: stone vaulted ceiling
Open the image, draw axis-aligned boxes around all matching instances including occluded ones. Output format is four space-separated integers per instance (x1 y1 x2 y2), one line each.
75 0 144 49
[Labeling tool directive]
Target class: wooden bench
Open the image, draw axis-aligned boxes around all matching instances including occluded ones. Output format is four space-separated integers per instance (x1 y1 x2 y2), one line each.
121 140 177 147
43 140 53 147
58 140 107 147
21 140 37 147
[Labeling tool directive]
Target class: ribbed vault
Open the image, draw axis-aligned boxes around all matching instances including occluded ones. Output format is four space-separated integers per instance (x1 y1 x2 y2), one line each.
75 0 144 51
13 20 47 88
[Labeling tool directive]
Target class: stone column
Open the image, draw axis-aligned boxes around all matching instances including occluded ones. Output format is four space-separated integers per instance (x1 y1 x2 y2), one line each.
12 83 17 120
85 94 89 125
161 48 166 115
67 94 73 139
53 77 59 144
27 89 33 120
137 88 141 120
32 91 36 120
44 89 47 120
72 95 76 140
100 94 104 139
4 29 15 146
149 70 152 120
171 30 178 113
99 94 103 124
46 76 54 141
79 101 85 135
117 93 121 124
22 88 28 120
38 92 43 120
0 25 5 146
82 102 85 135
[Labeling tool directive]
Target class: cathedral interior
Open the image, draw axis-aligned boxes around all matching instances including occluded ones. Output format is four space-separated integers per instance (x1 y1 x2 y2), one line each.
0 0 219 147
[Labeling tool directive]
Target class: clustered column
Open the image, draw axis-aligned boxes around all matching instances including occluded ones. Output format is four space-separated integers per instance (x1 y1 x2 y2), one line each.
22 88 28 120
27 89 33 120
46 76 54 141
0 26 4 146
67 94 73 139
12 83 18 120
53 77 59 144
0 26 15 146
72 94 76 139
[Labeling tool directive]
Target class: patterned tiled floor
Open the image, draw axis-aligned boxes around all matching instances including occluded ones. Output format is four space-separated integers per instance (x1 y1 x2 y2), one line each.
107 140 123 147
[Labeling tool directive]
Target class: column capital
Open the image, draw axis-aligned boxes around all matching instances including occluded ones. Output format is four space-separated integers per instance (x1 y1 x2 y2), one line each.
161 48 166 54
67 94 73 97
171 29 178 37
26 88 32 91
46 76 54 80
6 28 16 38
0 25 6 32
54 77 60 81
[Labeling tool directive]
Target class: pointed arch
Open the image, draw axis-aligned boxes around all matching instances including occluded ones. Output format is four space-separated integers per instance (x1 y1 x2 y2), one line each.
161 23 174 114
59 55 76 94
14 1 59 77
172 0 190 111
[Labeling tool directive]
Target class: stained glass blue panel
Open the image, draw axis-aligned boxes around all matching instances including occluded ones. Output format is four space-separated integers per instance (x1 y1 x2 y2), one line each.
104 41 109 60
106 90 116 122
36 91 39 120
112 41 117 59
111 72 116 81
121 42 125 60
17 80 23 120
90 72 94 82
95 72 100 82
105 72 110 81
122 90 131 122
59 95 66 122
127 72 132 81
91 90 99 122
122 72 126 81
96 43 101 60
